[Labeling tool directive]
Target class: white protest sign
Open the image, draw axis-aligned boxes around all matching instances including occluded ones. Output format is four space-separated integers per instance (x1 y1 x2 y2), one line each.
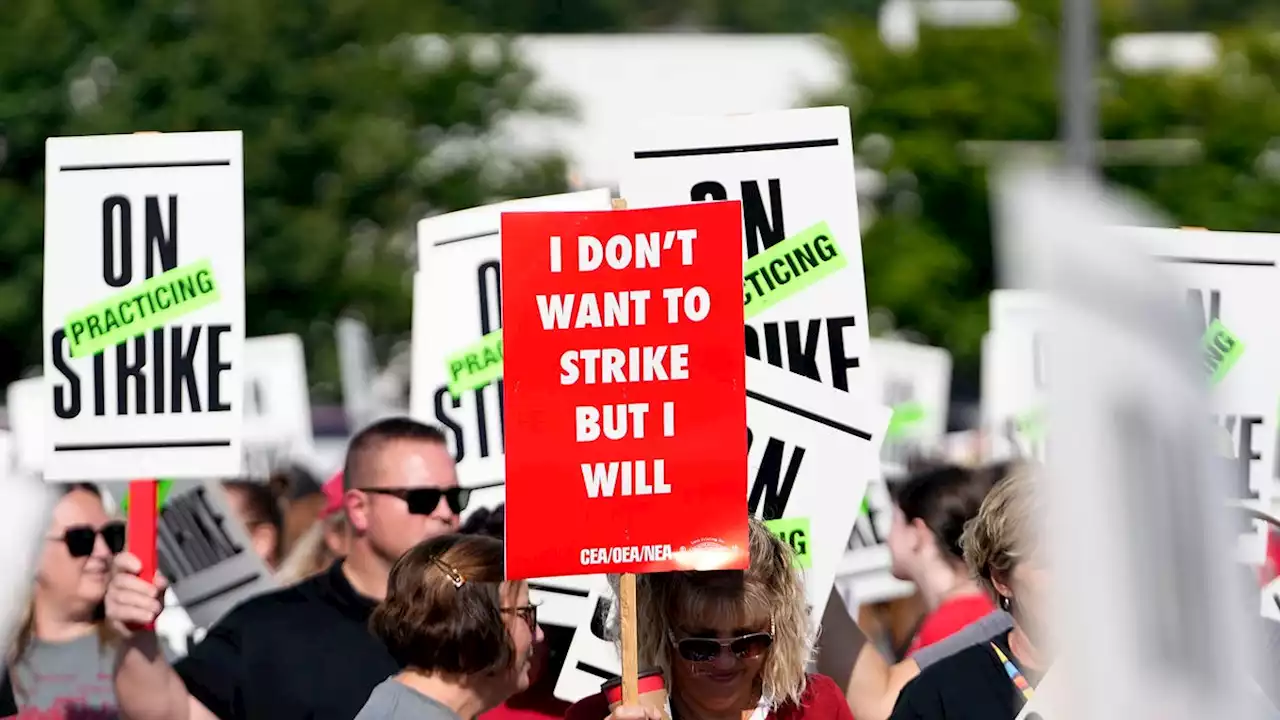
1122 228 1280 564
619 106 871 395
999 168 1262 720
554 358 890 701
871 338 951 476
983 290 1049 463
6 377 45 476
42 132 245 481
242 334 313 476
411 188 613 513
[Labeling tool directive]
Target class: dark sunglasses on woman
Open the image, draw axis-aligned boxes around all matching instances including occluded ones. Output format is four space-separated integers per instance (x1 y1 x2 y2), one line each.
363 486 475 515
52 521 127 558
670 630 774 663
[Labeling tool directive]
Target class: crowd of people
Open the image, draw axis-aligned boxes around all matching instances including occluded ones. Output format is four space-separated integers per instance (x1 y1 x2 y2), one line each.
5 414 1276 719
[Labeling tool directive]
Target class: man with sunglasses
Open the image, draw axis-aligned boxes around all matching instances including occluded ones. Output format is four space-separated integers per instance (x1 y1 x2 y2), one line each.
106 417 475 720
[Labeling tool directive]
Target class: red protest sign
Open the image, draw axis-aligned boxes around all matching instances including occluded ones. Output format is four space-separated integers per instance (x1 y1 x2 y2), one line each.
502 201 748 579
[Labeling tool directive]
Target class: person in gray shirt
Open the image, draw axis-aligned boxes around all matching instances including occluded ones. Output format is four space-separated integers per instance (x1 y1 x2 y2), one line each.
3 484 129 719
355 534 542 720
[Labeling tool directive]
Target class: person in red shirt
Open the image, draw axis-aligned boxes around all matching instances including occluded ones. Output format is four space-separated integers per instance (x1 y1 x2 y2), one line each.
566 517 852 720
886 464 1002 658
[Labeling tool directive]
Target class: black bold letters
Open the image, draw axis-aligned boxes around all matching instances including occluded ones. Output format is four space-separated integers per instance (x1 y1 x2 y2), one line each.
102 196 132 287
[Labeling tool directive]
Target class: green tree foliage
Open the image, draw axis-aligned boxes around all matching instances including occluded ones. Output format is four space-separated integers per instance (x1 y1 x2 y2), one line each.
442 0 876 32
0 0 568 390
820 4 1280 375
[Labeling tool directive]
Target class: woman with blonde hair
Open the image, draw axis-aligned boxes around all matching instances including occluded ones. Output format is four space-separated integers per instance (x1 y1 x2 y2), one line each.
889 468 1047 719
2 483 125 716
275 471 353 585
566 517 852 720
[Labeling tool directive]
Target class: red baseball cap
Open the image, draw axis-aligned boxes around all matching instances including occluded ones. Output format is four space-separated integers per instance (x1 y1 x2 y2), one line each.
321 471 345 518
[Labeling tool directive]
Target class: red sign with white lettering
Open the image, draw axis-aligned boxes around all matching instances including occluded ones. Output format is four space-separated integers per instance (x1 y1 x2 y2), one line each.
501 201 748 579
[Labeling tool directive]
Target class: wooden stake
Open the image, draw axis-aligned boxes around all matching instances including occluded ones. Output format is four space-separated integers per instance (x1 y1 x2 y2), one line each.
619 572 640 704
609 195 641 704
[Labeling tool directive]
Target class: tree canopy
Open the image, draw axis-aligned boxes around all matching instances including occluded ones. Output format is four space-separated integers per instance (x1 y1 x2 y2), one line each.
818 2 1280 381
0 0 568 393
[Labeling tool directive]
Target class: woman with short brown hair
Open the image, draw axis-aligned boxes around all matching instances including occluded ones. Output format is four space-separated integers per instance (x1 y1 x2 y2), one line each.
355 533 543 720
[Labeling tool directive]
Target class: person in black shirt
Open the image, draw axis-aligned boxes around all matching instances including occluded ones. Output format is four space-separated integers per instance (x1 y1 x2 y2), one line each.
104 417 468 720
891 467 1048 720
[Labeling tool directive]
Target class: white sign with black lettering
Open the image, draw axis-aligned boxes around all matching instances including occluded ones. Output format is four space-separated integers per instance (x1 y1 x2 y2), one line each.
871 338 952 476
411 189 613 512
554 359 890 702
1124 228 1280 564
43 132 245 480
619 107 871 396
1000 169 1260 720
243 334 313 476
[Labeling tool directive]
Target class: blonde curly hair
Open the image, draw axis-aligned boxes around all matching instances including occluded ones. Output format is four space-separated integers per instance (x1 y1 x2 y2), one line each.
610 516 812 708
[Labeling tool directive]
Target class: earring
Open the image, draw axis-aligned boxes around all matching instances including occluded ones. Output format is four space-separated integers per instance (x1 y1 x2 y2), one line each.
999 595 1012 612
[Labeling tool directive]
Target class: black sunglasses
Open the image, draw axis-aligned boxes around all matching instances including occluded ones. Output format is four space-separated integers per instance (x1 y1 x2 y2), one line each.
53 522 126 558
670 630 774 663
363 486 472 515
502 604 539 633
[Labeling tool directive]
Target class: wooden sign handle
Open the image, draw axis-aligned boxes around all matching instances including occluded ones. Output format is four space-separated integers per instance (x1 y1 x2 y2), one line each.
611 198 639 702
619 572 640 704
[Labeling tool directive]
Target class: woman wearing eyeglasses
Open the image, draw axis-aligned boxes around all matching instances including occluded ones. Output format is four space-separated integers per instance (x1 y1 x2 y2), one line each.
355 533 544 720
566 517 853 720
2 483 127 716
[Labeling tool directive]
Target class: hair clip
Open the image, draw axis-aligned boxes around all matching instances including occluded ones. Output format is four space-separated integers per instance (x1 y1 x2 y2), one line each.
431 556 466 588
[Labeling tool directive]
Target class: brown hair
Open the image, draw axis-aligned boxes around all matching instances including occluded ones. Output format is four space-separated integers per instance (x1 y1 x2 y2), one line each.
962 464 1040 600
890 463 999 564
343 417 447 491
624 517 811 708
369 533 516 675
222 480 285 564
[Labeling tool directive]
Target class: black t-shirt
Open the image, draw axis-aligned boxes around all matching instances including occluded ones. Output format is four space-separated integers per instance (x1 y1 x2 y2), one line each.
889 630 1042 720
175 560 397 720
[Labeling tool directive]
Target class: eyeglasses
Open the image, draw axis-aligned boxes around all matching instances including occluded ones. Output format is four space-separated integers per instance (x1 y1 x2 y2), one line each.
50 522 126 558
502 604 539 633
364 486 472 515
669 629 774 663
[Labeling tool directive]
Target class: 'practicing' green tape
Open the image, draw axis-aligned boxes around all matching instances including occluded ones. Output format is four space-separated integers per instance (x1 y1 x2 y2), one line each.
445 329 503 399
1016 408 1046 442
743 221 847 319
1202 319 1244 385
120 479 174 514
886 402 926 440
65 259 221 358
764 517 812 569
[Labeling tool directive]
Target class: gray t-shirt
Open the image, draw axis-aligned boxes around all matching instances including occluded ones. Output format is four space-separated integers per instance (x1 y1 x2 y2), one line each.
912 609 1013 669
7 631 119 718
354 678 464 720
